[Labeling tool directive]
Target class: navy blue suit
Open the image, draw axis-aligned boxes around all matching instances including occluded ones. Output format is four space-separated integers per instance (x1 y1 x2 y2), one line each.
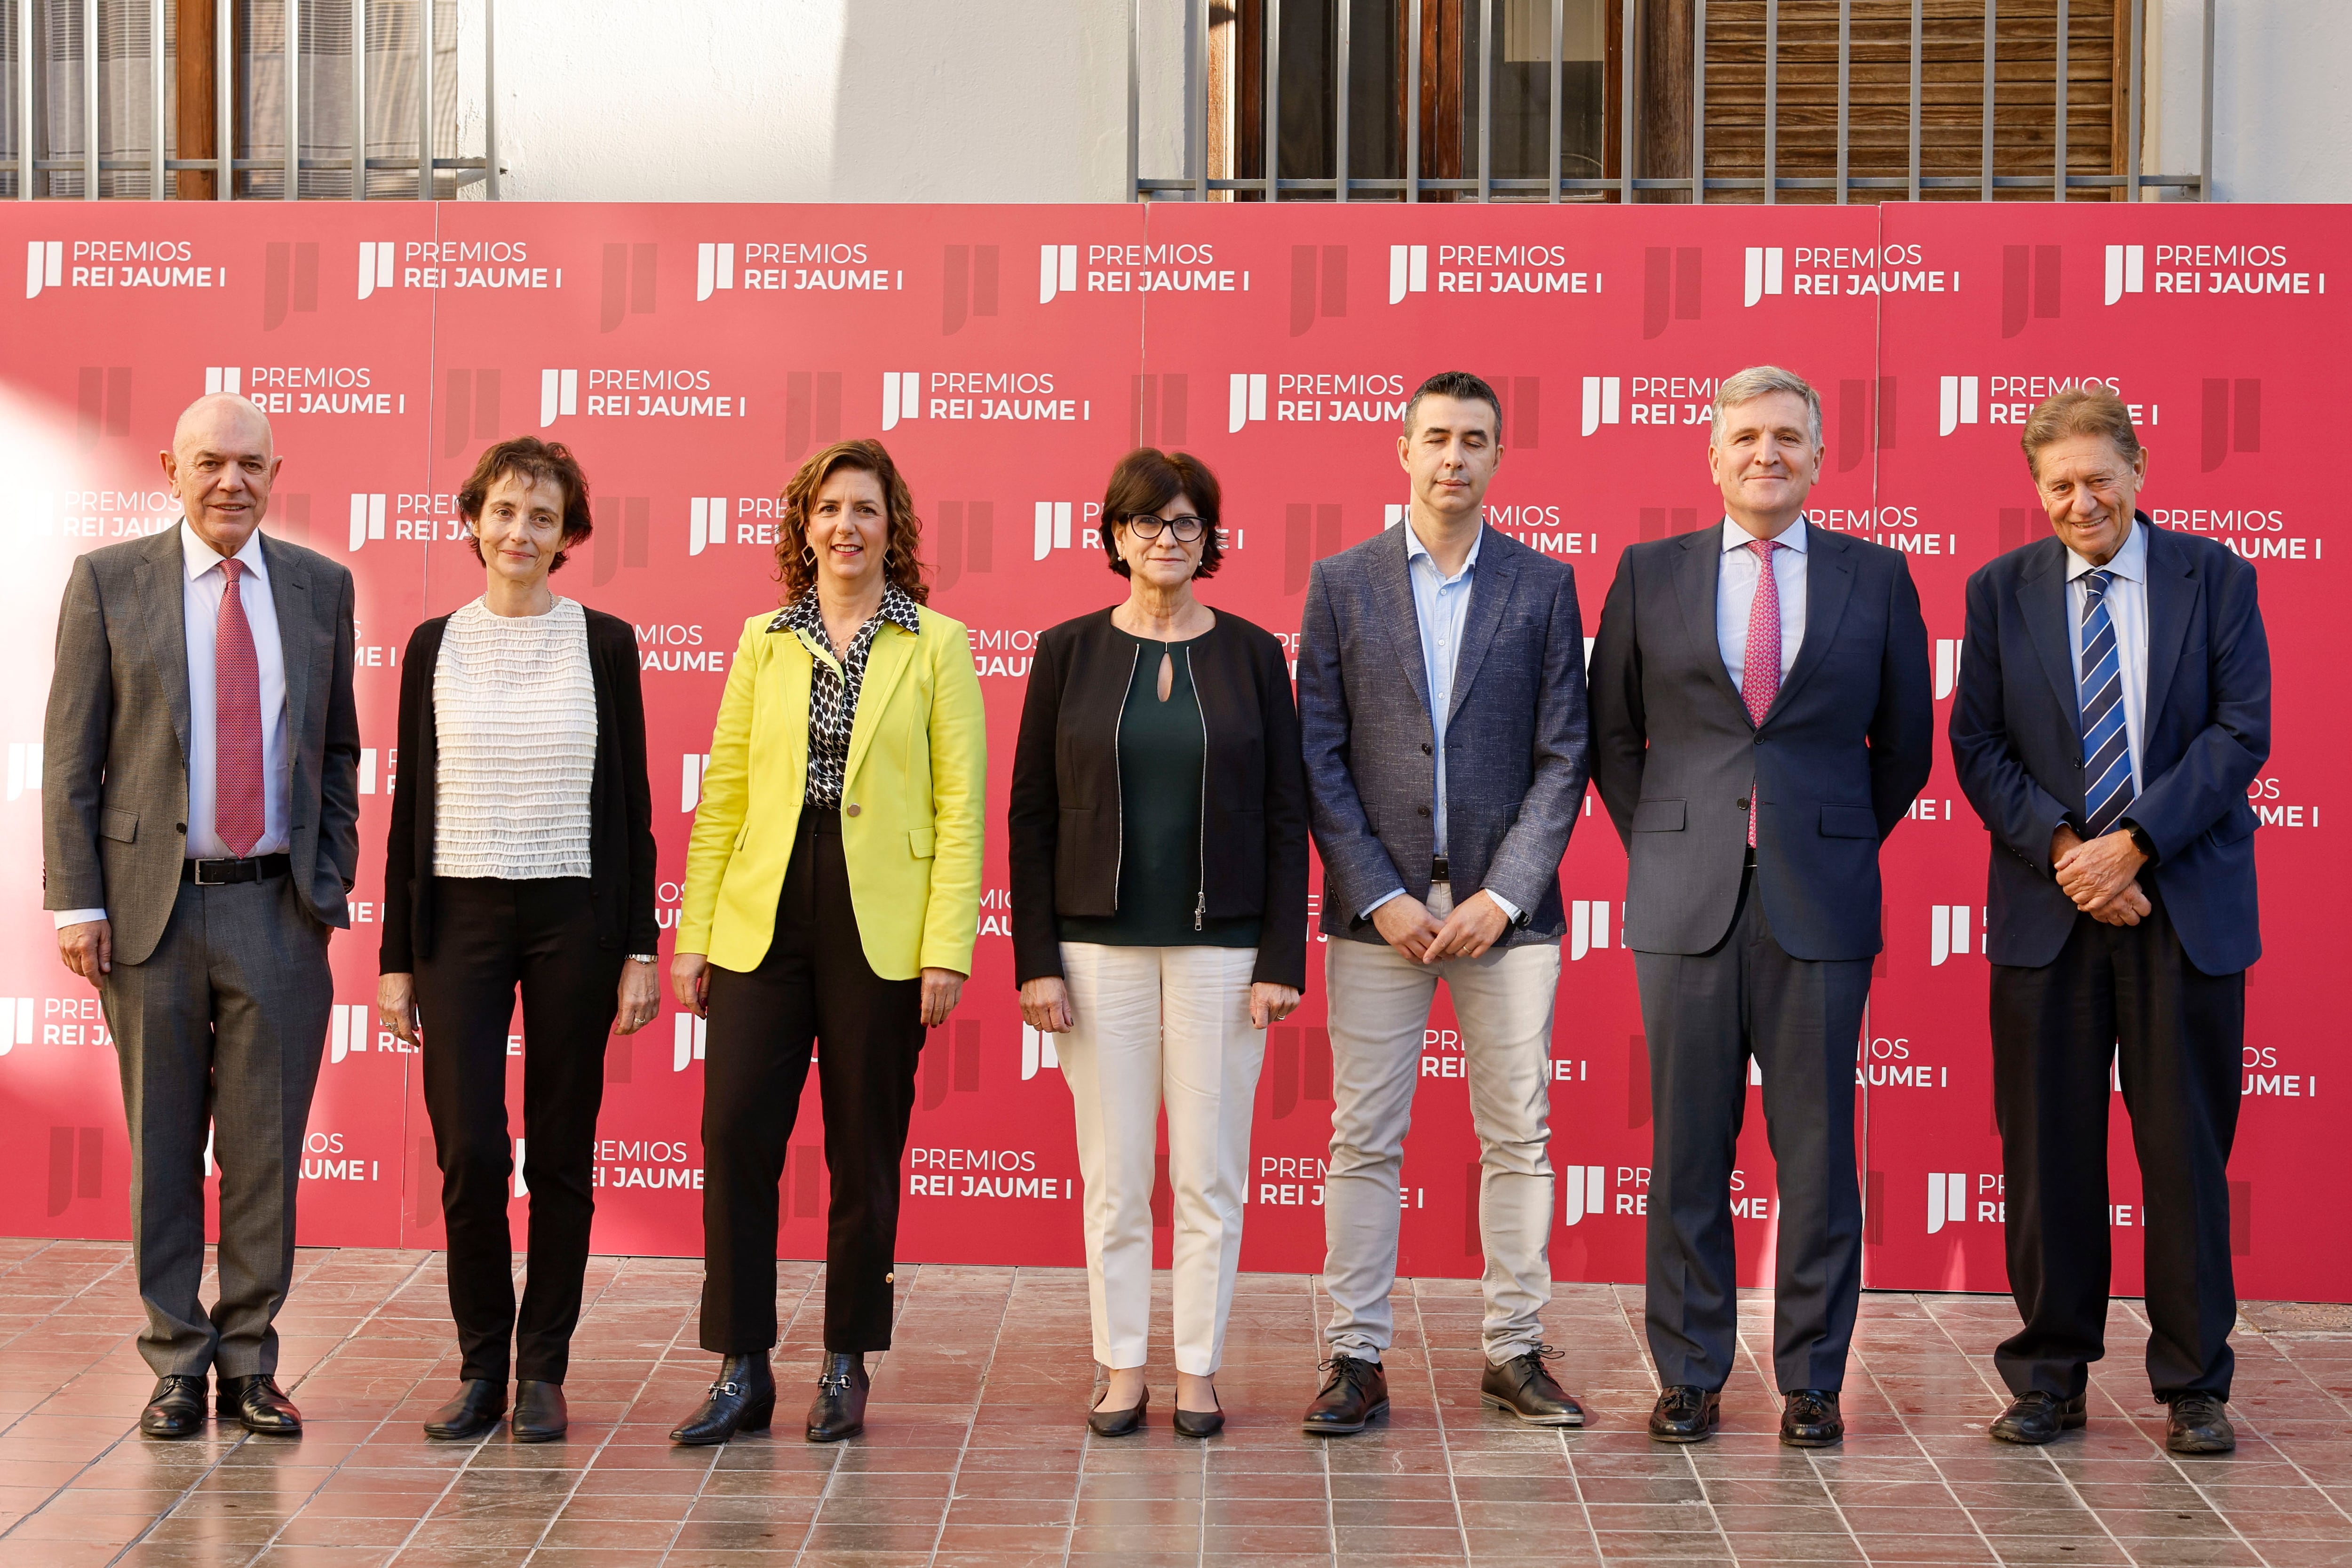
1951 514 2270 1403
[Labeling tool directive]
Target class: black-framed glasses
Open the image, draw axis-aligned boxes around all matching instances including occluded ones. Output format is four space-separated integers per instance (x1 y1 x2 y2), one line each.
1123 513 1208 543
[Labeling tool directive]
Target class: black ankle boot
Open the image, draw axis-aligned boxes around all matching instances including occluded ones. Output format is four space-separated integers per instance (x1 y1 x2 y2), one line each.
669 1353 776 1446
805 1352 868 1443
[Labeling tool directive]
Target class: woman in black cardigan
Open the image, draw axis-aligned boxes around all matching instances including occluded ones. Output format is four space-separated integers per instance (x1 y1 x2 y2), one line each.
377 438 659 1445
1009 448 1309 1438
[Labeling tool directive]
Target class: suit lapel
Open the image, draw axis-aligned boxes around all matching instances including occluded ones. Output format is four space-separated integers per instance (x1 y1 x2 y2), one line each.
2018 539 2082 736
843 622 918 789
135 526 192 761
1764 531 1854 723
1372 523 1434 718
261 534 314 750
1446 535 1520 724
2138 520 2199 735
1671 528 1748 717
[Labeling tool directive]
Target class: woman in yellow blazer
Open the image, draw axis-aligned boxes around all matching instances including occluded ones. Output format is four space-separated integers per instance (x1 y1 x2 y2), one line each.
666 438 985 1447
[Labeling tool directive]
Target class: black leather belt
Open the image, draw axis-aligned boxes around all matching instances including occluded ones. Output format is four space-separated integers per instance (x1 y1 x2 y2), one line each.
183 853 291 885
1431 855 1450 883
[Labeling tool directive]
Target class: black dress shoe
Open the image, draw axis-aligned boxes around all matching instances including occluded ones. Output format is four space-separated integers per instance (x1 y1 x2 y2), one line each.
1989 1390 2085 1445
511 1379 567 1443
1480 1346 1586 1426
421 1378 507 1441
1301 1356 1389 1436
1172 1392 1223 1440
1781 1388 1843 1447
805 1352 868 1443
2166 1393 2236 1454
140 1375 208 1440
218 1374 302 1436
1648 1385 1721 1442
1089 1385 1150 1437
670 1353 776 1446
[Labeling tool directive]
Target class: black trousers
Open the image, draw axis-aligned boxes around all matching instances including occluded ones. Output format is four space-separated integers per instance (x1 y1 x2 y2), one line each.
1636 868 1871 1393
415 877 620 1385
1991 895 2245 1401
699 809 926 1355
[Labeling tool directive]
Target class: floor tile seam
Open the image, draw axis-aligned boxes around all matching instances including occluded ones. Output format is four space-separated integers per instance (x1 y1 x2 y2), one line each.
916 1265 1014 1568
0 1250 146 1442
1592 1280 1676 1563
770 1239 842 1568
1407 1280 1476 1562
1915 1295 2146 1568
2204 1402 2352 1535
1850 1307 2010 1568
1313 1269 1337 1565
649 1276 726 1567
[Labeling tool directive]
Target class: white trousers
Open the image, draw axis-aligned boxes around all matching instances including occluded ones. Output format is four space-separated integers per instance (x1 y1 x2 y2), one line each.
1057 942 1267 1377
1322 885 1562 1365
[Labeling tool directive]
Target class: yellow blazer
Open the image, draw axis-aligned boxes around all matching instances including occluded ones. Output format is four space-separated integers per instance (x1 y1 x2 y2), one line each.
678 602 986 980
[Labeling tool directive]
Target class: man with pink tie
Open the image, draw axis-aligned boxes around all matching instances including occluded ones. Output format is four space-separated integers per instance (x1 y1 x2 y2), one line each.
44 394 361 1440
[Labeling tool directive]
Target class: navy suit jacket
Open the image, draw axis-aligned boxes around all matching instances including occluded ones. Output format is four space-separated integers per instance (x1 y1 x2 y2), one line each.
1297 523 1591 947
1589 523 1934 962
1949 517 2269 974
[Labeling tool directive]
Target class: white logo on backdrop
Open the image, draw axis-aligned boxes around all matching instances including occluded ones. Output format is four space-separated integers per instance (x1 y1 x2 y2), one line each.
1227 373 1267 433
674 1012 707 1071
356 241 395 299
24 240 63 298
1039 244 1077 304
540 369 579 428
1934 640 1963 700
1559 1165 1605 1226
681 753 711 812
7 742 44 800
1020 1022 1060 1081
881 372 922 431
1929 905 1982 967
688 497 729 556
1389 245 1428 304
348 493 386 553
1939 375 1979 436
1743 247 1785 307
697 242 736 300
1568 900 1613 962
2104 244 2145 306
1581 376 1621 436
204 367 242 395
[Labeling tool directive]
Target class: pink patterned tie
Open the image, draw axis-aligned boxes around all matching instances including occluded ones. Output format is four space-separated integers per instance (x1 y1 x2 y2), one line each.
214 558 265 858
1740 539 1784 850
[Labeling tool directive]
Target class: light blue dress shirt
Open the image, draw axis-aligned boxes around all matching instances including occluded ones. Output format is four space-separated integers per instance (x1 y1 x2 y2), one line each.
1716 514 1809 692
2064 517 2148 797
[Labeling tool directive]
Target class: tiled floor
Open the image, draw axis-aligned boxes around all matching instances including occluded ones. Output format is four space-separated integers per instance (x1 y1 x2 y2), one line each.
0 1241 2345 1567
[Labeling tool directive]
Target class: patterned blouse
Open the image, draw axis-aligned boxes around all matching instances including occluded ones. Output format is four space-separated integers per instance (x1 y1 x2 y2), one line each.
770 583 924 809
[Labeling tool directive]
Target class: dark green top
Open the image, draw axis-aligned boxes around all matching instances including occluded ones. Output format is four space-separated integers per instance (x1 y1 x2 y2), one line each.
1058 631 1262 951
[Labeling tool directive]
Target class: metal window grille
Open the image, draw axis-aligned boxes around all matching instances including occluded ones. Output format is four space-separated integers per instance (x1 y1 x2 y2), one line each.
4 0 499 199
1136 0 2211 202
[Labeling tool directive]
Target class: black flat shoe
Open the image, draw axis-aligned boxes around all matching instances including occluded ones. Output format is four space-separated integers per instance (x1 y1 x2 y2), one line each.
218 1374 302 1436
1088 1384 1148 1437
1480 1346 1586 1426
806 1352 868 1443
1301 1356 1388 1436
141 1375 208 1440
1648 1385 1721 1442
1781 1388 1844 1447
670 1353 775 1445
2166 1393 2236 1455
1989 1390 2085 1446
421 1378 507 1441
511 1379 567 1443
1173 1391 1223 1440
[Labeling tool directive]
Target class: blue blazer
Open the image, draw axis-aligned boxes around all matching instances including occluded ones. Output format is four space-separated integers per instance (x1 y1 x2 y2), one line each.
1949 517 2269 974
1297 523 1591 947
1589 523 1934 962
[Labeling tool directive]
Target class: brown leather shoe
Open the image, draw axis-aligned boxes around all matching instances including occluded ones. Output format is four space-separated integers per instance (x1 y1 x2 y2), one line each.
2166 1393 2235 1455
1301 1356 1388 1436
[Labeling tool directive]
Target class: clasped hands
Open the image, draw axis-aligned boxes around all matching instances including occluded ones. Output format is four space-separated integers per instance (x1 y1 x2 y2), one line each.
2051 824 2151 926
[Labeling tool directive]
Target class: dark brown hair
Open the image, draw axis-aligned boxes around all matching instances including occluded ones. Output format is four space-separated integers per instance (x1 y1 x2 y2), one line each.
1403 370 1502 438
2021 386 2144 478
457 437 593 573
774 439 930 605
1099 448 1224 580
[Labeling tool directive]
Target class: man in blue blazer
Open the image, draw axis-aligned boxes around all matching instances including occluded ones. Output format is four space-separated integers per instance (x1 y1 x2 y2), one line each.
1951 388 2269 1455
1296 372 1592 1434
1589 366 1933 1447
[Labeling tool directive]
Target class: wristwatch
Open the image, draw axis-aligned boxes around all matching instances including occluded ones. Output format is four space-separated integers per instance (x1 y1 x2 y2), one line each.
2122 823 2158 863
627 952 659 965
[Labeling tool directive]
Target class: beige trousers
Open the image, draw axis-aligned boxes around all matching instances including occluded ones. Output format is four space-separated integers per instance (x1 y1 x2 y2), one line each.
1056 942 1266 1377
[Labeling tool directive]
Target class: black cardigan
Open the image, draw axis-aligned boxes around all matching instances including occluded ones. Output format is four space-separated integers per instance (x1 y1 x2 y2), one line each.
379 606 660 971
1008 607 1310 992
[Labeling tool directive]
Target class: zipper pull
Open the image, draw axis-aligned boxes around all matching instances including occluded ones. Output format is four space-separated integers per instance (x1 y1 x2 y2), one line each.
1194 891 1206 932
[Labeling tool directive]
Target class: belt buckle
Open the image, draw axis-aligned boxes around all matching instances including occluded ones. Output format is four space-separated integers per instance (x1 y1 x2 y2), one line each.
1431 856 1450 884
191 857 233 886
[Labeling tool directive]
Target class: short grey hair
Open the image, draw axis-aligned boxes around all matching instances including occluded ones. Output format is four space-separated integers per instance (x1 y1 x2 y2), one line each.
1711 365 1822 450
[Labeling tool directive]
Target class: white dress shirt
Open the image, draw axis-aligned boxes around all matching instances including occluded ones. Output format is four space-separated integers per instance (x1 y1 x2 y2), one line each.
1716 514 1809 692
54 520 290 928
2064 517 2149 797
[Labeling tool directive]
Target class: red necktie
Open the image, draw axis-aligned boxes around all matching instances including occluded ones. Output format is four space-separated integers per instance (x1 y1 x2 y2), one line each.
214 558 265 858
1740 539 1784 849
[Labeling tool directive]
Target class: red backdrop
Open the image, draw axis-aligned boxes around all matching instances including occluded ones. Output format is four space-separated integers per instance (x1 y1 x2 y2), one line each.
0 201 2337 1301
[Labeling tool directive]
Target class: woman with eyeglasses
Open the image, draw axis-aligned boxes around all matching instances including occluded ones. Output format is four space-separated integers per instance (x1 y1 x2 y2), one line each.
1008 448 1310 1438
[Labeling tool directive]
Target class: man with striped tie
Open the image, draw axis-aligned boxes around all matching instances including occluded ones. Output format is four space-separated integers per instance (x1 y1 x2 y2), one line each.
44 394 360 1440
1589 366 1933 1448
1952 387 2269 1455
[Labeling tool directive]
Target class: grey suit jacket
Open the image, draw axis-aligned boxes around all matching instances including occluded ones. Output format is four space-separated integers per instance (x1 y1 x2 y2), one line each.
43 524 362 965
1297 522 1591 947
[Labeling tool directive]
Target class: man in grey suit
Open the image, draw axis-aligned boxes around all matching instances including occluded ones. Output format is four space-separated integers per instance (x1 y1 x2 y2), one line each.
45 393 360 1439
1296 371 1592 1434
1589 366 1932 1447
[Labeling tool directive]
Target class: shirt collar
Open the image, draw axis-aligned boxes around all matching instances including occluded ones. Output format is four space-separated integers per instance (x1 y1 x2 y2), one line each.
1721 514 1809 555
181 518 268 585
2065 515 2146 585
771 583 925 637
1404 517 1482 580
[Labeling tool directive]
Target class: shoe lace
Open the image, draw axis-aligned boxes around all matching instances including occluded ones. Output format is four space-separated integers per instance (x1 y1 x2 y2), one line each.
1317 1357 1376 1394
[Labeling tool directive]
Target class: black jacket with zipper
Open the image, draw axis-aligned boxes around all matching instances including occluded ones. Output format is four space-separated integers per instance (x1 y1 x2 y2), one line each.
1009 606 1310 992
380 605 660 972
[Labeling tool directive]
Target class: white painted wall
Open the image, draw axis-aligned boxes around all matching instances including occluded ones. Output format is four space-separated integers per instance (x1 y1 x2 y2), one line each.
452 0 2345 205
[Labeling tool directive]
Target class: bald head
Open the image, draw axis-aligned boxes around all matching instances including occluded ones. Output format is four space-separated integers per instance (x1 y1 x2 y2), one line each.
161 393 280 557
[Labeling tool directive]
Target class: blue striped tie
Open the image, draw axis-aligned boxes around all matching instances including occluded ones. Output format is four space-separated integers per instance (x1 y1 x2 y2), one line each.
2078 569 2135 837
